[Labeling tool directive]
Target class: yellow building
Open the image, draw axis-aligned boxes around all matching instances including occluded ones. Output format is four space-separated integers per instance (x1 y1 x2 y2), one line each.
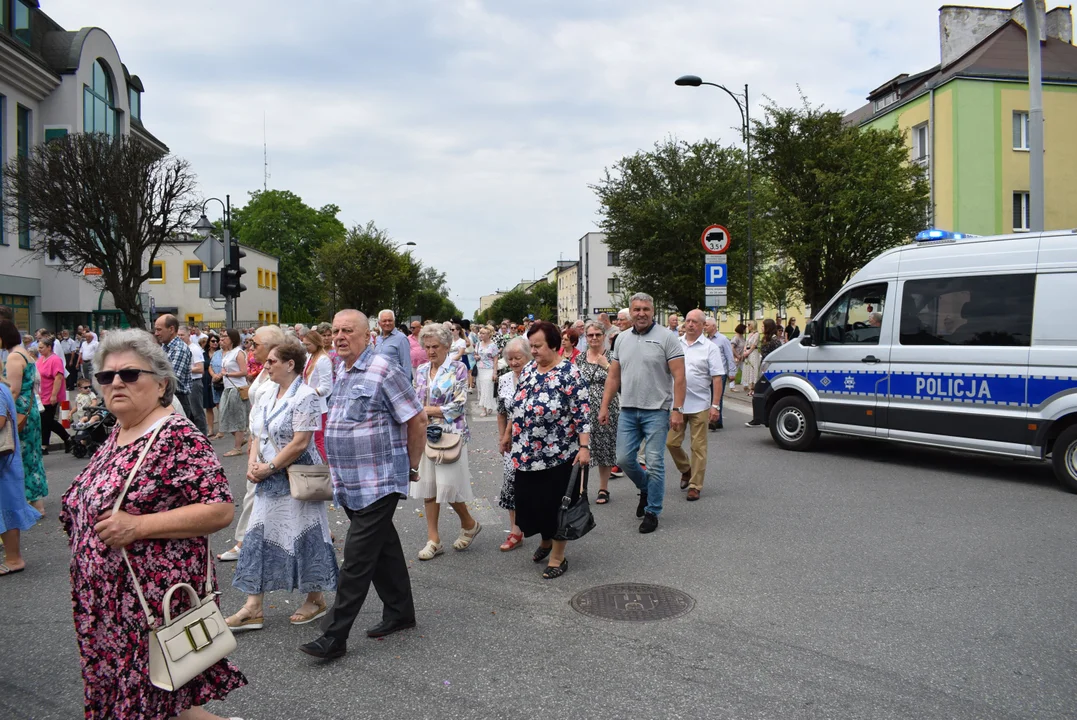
847 3 1077 235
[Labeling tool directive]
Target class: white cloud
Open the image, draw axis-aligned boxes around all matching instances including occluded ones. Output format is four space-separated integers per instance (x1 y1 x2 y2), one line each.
43 0 958 314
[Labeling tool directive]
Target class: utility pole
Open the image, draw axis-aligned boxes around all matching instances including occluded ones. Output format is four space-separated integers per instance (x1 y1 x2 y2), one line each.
1023 0 1044 232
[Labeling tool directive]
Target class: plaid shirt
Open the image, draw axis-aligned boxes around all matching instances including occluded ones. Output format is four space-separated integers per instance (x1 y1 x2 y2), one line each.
163 336 192 394
325 346 423 511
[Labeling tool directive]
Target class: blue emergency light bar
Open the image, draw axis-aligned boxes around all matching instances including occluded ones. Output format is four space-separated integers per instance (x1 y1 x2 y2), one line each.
915 228 979 242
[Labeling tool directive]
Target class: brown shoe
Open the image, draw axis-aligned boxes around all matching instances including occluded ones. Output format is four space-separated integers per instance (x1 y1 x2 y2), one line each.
686 488 700 501
679 472 691 490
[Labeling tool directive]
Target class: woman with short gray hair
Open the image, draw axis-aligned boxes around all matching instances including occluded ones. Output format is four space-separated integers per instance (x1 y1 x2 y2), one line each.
61 328 246 719
495 337 531 551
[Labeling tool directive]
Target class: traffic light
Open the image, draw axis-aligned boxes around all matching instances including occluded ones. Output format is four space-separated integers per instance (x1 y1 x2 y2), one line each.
221 242 247 298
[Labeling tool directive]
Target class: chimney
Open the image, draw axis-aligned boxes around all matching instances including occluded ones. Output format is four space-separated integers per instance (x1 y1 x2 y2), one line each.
939 2 1065 68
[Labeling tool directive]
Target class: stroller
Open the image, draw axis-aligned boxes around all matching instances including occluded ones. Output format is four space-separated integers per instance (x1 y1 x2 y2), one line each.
70 407 116 459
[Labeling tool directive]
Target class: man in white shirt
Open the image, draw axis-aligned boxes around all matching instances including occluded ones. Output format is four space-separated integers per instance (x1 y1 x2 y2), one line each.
705 317 737 430
665 309 724 501
78 331 99 381
178 325 208 435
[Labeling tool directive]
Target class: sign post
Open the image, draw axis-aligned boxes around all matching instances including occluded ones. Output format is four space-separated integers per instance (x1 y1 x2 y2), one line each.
701 225 731 308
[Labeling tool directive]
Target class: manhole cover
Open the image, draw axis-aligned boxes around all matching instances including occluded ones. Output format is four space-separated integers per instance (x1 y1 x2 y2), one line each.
570 583 695 622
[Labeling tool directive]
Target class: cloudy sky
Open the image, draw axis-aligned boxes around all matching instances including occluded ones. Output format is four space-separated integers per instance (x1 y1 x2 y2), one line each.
46 0 957 316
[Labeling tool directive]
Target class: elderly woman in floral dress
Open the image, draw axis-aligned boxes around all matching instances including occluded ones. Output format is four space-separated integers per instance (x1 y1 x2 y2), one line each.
411 324 481 560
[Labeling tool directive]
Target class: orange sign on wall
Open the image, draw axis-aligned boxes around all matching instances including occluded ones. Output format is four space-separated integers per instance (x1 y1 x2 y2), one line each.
83 266 102 276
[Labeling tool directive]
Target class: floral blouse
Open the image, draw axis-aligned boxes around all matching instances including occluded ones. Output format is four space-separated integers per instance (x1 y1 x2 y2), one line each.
510 359 590 472
497 371 519 417
415 358 470 441
476 341 499 370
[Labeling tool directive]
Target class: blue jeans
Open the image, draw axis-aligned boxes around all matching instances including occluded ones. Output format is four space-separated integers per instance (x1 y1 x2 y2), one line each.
616 407 670 517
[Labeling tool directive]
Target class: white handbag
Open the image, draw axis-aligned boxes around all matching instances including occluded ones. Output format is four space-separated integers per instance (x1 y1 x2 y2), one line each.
116 422 237 692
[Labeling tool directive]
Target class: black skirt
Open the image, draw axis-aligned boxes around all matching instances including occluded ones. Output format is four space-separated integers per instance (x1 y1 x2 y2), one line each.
515 461 579 540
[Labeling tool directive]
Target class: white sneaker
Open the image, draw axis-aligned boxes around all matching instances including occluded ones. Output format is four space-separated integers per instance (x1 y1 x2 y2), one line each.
217 545 242 561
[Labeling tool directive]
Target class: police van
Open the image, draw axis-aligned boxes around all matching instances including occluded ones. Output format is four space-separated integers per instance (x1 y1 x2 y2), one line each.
751 229 1077 492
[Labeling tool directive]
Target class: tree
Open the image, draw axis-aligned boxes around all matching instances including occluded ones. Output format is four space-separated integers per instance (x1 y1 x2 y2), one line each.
317 221 411 318
755 262 802 318
2 132 198 329
592 138 769 317
477 282 557 325
753 97 930 312
230 190 346 324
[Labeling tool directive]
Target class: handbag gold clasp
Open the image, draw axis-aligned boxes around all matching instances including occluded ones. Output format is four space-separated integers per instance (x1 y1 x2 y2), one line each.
184 618 212 652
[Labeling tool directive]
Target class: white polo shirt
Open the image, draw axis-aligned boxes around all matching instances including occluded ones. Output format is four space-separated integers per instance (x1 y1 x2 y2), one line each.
680 333 724 414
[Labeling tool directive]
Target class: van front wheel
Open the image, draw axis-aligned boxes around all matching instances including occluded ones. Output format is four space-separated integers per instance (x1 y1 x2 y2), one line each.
1052 425 1077 493
769 395 820 451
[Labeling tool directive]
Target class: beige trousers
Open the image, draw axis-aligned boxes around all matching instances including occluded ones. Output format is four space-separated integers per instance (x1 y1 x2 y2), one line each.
665 410 709 490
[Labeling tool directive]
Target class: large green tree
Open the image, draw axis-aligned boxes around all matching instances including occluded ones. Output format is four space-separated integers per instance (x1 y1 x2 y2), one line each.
230 189 346 324
476 281 557 325
753 98 930 312
2 132 198 329
592 138 768 317
317 221 410 318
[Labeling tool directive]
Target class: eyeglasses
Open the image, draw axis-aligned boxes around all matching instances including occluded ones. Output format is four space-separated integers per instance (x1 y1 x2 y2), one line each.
250 341 261 347
94 368 155 385
586 333 603 338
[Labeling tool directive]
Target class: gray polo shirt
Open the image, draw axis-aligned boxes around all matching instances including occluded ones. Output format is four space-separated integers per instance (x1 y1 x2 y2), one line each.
611 323 684 410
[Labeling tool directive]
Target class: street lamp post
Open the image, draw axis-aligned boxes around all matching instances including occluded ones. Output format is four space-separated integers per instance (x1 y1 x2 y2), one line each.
675 74 754 319
193 195 234 327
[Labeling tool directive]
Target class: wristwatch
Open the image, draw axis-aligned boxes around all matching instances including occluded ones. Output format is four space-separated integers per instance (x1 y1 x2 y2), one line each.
268 462 277 471
409 467 420 474
579 444 590 449
711 404 720 410
671 406 684 413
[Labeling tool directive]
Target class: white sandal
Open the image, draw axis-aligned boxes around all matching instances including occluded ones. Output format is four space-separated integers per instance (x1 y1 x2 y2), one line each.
418 540 444 560
453 521 482 551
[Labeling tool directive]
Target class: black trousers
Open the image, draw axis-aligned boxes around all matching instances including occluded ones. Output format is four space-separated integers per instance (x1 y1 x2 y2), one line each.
175 391 208 435
323 493 414 641
41 403 71 447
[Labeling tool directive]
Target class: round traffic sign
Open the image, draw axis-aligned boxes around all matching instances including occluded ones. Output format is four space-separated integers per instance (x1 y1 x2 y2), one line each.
701 224 731 254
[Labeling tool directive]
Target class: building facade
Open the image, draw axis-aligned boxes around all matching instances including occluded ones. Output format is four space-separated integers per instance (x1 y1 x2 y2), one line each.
147 241 280 327
556 261 579 326
577 231 621 320
0 1 167 332
848 3 1077 236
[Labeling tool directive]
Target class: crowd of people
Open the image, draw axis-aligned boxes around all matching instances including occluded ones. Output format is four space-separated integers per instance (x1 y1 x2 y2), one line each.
0 296 802 720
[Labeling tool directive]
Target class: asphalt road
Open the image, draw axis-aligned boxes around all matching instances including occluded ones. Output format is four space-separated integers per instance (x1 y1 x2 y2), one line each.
2 392 1076 720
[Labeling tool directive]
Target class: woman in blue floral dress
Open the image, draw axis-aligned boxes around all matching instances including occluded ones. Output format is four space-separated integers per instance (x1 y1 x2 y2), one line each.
412 324 481 561
1 323 46 510
227 342 338 631
510 321 590 579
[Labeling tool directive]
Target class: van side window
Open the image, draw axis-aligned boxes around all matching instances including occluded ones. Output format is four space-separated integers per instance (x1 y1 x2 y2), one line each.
899 274 1035 346
820 283 887 345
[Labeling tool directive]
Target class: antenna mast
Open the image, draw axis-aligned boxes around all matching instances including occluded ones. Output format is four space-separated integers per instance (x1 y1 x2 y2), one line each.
263 112 270 191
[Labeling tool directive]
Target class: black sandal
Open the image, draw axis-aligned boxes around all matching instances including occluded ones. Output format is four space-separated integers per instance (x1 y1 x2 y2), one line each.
532 544 552 563
542 559 568 579
596 489 610 505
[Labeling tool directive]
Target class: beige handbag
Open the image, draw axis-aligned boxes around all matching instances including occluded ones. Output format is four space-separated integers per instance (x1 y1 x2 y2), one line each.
0 411 15 456
422 378 462 464
116 422 236 692
263 432 333 502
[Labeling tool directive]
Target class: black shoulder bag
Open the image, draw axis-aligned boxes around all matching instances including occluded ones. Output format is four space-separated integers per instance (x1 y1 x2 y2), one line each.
555 463 596 541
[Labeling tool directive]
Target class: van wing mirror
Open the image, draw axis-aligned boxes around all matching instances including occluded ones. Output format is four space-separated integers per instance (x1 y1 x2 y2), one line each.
802 320 820 347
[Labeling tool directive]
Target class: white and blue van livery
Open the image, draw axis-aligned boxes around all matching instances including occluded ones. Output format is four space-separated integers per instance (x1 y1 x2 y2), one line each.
751 229 1077 491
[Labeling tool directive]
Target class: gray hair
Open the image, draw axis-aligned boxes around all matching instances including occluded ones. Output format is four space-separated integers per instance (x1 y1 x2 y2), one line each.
419 323 451 349
378 309 395 322
618 308 629 319
629 292 654 307
584 320 605 336
502 336 532 360
93 328 176 407
254 324 288 350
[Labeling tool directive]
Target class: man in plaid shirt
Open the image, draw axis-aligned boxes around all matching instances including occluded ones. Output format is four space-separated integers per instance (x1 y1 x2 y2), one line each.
301 309 427 661
153 314 208 435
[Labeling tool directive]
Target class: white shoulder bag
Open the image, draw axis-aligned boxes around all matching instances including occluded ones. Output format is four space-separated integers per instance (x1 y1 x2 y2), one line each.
116 422 237 692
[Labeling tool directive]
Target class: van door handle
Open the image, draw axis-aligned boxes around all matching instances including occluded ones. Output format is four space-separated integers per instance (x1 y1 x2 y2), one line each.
861 355 881 364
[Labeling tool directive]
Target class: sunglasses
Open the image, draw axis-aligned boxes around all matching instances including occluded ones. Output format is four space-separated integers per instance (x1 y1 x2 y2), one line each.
586 333 603 338
95 368 155 385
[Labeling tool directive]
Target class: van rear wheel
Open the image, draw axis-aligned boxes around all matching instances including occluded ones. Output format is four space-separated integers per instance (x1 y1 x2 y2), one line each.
769 395 820 451
1052 425 1077 493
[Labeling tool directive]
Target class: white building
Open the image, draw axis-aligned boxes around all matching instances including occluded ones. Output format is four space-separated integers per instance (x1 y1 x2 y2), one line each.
556 261 578 326
0 2 167 332
577 231 621 320
147 240 280 328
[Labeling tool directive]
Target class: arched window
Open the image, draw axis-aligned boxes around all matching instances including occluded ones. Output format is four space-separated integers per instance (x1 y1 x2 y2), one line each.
83 59 118 135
